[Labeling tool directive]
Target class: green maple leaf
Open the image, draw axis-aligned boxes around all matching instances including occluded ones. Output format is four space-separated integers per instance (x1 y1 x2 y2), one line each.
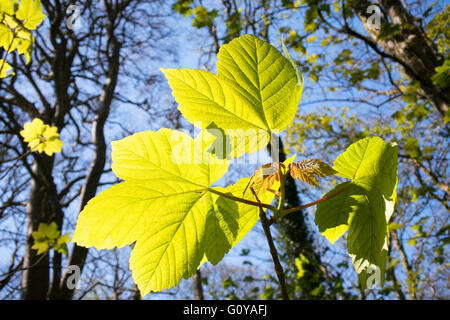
161 34 303 158
15 0 46 30
31 222 60 255
72 128 280 296
315 137 398 288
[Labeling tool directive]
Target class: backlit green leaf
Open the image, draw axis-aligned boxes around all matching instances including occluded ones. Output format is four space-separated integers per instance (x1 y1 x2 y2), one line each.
162 34 303 157
31 222 68 255
315 182 356 244
315 137 398 288
73 128 275 296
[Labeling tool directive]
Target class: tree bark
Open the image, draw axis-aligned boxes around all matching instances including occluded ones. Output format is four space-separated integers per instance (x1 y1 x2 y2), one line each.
57 33 121 300
350 0 449 117
22 152 67 299
21 159 52 299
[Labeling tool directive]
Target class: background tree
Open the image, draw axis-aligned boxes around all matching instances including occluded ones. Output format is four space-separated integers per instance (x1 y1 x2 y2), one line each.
0 0 174 299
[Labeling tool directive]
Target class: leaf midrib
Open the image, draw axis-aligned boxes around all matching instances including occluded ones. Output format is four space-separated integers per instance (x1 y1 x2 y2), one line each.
250 36 271 131
221 36 272 130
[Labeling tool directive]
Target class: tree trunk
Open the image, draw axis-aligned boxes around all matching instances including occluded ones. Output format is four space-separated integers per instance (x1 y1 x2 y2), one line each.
56 33 121 300
21 159 52 299
351 0 449 117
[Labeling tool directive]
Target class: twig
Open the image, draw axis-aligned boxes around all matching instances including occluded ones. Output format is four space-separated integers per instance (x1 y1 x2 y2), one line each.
279 182 351 218
250 187 289 300
0 150 32 180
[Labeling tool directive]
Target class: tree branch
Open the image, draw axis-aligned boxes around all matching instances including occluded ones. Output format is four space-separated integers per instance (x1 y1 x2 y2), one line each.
250 187 289 300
